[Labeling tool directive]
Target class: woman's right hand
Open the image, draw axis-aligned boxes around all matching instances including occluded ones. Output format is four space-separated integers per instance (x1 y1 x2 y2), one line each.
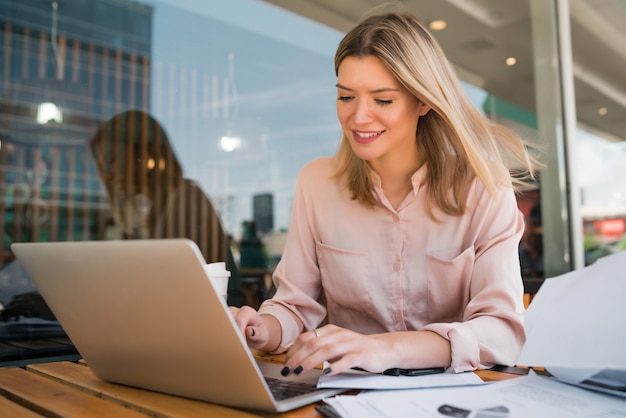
228 305 271 350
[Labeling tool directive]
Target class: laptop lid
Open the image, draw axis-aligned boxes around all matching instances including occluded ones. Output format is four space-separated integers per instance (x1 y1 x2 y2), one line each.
11 239 343 412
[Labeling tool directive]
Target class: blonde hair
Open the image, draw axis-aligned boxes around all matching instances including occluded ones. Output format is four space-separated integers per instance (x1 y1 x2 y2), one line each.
333 13 538 218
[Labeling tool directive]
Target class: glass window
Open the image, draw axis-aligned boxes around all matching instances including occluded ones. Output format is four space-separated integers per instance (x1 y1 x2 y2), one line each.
569 1 626 266
578 129 626 265
0 0 342 365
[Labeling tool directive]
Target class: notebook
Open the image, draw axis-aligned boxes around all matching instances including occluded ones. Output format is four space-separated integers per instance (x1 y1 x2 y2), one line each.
11 239 346 412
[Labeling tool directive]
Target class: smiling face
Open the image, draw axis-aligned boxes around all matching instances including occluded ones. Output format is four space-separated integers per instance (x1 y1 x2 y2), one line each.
336 55 430 171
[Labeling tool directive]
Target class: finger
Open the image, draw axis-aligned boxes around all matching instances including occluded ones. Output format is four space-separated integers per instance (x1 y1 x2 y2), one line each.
229 305 258 335
285 329 341 374
285 328 319 364
319 353 362 376
246 324 269 350
228 307 246 334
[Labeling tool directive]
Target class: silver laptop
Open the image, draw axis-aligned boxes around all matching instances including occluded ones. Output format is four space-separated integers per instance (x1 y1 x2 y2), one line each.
11 239 345 413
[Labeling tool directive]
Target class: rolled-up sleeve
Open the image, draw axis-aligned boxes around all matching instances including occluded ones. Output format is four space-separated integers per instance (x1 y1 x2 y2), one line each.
422 184 526 372
258 163 328 353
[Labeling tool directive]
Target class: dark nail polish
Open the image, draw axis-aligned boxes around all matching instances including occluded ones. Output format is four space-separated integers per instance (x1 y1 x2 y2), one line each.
323 367 332 374
250 327 255 337
294 365 303 375
280 366 291 376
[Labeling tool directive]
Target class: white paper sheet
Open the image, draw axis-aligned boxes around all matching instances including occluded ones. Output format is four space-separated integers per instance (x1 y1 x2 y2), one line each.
324 373 626 418
517 249 626 390
317 368 484 390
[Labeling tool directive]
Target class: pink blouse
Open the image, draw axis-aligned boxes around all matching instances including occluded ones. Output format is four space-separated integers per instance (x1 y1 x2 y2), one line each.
258 157 526 372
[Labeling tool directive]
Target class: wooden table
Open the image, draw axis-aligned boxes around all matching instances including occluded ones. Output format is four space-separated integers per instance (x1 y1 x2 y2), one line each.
0 355 524 418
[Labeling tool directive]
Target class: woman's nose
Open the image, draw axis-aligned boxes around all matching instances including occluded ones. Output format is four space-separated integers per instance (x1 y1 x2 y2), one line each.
352 99 372 123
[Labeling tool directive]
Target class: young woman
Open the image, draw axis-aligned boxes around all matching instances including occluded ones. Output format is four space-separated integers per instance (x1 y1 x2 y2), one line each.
230 12 536 376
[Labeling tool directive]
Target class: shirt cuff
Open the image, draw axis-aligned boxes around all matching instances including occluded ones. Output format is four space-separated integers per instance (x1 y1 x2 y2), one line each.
258 305 302 354
422 323 480 373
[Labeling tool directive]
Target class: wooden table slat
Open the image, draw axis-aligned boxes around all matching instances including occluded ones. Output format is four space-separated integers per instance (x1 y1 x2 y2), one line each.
0 367 147 417
0 395 44 418
0 357 525 418
474 369 522 382
27 361 267 418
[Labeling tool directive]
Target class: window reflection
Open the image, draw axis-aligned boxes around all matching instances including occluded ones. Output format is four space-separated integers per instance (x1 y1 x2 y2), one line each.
0 0 341 365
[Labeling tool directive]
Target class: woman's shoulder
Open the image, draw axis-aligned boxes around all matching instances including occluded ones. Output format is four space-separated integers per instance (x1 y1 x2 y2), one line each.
466 157 513 190
466 169 517 213
295 157 343 198
299 156 337 181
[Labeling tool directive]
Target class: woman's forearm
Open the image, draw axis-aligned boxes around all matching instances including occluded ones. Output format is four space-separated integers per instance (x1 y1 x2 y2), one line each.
374 330 452 369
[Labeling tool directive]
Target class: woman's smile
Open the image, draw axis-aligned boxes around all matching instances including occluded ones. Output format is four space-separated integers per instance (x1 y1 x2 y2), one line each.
353 130 385 144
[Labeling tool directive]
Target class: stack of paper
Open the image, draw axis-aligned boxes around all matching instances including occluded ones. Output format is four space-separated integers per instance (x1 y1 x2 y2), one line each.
518 249 626 397
324 372 626 417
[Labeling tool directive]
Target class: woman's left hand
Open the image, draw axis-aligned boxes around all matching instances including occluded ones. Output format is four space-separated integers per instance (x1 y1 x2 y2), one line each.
282 324 393 376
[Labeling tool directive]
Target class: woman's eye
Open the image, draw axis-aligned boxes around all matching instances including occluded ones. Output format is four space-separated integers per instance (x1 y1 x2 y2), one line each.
337 95 353 102
376 99 392 106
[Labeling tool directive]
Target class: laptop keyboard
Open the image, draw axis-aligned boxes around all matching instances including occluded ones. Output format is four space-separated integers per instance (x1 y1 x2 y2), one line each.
265 377 319 400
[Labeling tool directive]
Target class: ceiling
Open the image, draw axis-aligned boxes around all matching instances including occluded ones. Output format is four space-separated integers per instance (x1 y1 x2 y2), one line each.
262 0 626 142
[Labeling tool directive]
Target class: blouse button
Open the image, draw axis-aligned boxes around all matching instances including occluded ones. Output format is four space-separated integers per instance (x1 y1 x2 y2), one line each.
392 214 400 222
393 263 401 272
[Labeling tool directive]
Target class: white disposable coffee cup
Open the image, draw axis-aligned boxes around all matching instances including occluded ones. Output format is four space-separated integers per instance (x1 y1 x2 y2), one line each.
204 262 231 302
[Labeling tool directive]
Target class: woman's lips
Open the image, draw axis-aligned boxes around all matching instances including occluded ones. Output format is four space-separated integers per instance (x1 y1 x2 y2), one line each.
352 130 384 144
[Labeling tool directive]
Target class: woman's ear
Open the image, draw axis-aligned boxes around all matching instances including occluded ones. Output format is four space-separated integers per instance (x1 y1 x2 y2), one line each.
417 102 431 117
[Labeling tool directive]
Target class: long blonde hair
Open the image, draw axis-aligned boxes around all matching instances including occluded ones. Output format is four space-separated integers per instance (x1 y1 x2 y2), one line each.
333 13 538 218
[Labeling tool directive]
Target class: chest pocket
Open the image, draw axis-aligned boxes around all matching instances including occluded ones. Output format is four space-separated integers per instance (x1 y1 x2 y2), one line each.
426 246 475 323
316 242 373 315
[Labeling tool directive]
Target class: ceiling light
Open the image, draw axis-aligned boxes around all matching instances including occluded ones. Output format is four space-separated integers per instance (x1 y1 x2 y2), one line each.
428 20 447 31
505 57 517 66
220 134 242 152
36 102 63 124
598 107 608 116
